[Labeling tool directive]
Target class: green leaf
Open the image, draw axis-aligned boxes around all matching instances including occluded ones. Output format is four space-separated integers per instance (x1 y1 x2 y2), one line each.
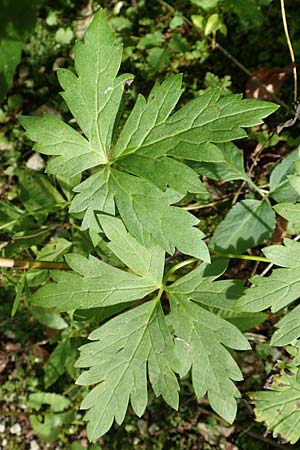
99 214 164 285
169 15 184 29
169 296 248 423
168 33 189 52
147 47 170 74
69 167 115 233
75 300 179 441
166 259 245 310
31 216 164 311
271 306 300 346
27 237 72 287
237 266 300 314
195 142 247 181
29 392 73 442
203 72 232 96
191 0 220 10
0 201 24 231
263 238 300 268
112 74 183 159
70 162 209 257
16 169 65 220
0 0 42 102
20 10 277 257
117 154 208 195
73 303 131 324
191 14 205 30
269 149 300 203
44 339 71 388
57 11 131 164
274 202 300 224
167 261 250 423
31 306 68 330
31 254 157 311
236 240 300 328
220 310 267 332
110 170 210 261
137 31 164 49
204 13 226 36
250 365 300 444
55 27 74 45
19 114 104 178
114 89 278 159
209 199 275 253
11 276 26 317
29 392 71 412
30 411 74 442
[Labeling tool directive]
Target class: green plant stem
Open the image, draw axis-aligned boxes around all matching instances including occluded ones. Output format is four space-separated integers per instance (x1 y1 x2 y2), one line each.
280 0 297 102
212 251 269 262
165 252 269 282
0 257 70 270
182 197 231 211
164 257 198 283
0 250 269 274
246 177 266 199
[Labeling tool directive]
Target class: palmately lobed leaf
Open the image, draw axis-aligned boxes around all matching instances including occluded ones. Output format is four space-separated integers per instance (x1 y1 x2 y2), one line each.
71 258 250 439
20 9 278 259
18 9 281 441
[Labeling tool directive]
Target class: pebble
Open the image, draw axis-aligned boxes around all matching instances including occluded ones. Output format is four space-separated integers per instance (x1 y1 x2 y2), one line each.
9 423 21 435
26 153 45 171
30 441 40 450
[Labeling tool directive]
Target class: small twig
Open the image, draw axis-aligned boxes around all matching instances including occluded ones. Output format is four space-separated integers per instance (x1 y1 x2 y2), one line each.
0 202 70 232
250 260 260 278
12 223 68 240
232 180 246 205
280 0 298 103
241 428 294 450
197 406 293 450
0 408 76 417
182 196 231 211
0 258 70 271
215 42 290 110
260 261 274 277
